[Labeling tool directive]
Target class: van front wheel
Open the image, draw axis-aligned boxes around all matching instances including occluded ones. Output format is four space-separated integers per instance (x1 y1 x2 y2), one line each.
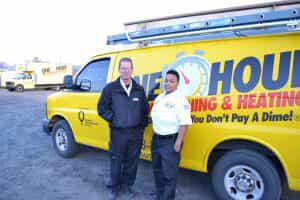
16 85 24 92
51 120 79 158
212 149 281 200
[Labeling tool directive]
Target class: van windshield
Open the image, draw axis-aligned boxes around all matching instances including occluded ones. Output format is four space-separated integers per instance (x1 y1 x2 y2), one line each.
14 73 26 80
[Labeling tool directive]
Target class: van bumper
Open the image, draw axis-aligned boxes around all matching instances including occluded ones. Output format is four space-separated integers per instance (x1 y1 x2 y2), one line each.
5 81 15 90
6 86 15 90
42 118 51 135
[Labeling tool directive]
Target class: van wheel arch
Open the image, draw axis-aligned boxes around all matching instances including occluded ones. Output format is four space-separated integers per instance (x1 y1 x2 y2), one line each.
207 139 287 185
50 117 79 158
49 115 68 134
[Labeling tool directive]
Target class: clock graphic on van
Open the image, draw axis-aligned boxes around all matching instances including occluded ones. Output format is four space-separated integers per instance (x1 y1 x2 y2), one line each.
161 50 211 96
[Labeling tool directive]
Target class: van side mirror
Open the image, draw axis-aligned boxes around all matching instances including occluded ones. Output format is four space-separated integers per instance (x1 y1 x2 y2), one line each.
64 75 73 89
80 79 91 91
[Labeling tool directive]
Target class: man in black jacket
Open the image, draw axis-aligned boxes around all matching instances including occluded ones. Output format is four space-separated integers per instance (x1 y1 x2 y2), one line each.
98 57 148 200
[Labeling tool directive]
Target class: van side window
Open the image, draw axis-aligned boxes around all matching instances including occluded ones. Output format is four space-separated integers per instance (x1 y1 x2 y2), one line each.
76 58 110 92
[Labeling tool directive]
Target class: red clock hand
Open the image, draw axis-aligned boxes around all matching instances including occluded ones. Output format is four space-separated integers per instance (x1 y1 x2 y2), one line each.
178 68 190 84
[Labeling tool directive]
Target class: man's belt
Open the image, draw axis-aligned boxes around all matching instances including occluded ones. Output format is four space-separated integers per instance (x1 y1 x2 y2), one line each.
153 132 178 140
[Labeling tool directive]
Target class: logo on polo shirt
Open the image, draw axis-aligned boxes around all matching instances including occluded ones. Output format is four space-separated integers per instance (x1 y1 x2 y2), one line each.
164 101 175 109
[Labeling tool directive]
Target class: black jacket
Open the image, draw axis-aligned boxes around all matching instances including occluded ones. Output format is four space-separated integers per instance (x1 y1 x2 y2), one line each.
97 77 149 129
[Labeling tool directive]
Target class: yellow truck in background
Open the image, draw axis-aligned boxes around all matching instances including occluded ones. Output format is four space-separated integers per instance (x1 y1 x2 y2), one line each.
6 64 74 92
43 1 300 199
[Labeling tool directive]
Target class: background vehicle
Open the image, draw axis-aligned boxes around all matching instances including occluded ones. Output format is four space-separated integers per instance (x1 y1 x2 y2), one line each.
6 64 73 92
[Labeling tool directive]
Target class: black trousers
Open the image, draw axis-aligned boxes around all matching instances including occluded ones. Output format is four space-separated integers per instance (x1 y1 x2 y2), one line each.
151 134 180 200
109 127 143 192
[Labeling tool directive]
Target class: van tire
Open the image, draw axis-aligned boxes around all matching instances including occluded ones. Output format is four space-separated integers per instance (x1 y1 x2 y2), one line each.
55 86 60 91
212 149 281 200
16 85 24 92
51 120 79 158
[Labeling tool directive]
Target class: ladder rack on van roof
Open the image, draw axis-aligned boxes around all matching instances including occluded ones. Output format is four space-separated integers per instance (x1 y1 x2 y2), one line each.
107 0 300 47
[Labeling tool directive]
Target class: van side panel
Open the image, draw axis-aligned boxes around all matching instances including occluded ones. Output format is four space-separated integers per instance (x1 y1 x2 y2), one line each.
116 33 300 190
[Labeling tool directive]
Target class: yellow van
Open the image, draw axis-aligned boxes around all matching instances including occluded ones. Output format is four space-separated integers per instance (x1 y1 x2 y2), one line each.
43 2 300 199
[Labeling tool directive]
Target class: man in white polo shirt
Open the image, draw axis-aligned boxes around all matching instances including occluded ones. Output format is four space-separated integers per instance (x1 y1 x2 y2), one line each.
151 70 192 200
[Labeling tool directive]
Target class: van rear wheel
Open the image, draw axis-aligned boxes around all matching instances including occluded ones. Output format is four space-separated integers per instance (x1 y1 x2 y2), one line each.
212 149 281 200
51 120 79 158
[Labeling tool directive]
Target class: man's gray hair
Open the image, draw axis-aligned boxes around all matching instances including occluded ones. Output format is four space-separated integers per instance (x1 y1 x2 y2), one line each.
119 57 133 69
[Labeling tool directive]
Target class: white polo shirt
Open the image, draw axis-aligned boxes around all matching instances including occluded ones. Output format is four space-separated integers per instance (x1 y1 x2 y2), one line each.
151 90 192 135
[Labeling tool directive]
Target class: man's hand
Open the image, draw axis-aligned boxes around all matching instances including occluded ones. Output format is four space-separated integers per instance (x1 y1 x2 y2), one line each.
174 125 188 152
174 139 182 152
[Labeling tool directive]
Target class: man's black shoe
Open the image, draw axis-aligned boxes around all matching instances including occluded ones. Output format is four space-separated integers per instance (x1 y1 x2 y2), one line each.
104 176 112 188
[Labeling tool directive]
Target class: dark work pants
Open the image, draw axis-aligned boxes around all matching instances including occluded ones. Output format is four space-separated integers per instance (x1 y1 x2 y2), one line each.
151 134 180 200
110 127 143 192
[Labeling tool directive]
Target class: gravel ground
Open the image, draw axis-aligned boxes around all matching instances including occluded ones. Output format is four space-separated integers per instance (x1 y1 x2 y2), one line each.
0 89 299 200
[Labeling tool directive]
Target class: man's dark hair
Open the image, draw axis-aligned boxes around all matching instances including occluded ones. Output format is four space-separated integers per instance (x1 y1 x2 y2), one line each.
119 57 133 69
166 70 180 82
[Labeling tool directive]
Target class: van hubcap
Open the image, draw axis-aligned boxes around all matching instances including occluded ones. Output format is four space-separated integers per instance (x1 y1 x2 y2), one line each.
55 128 68 151
224 165 264 200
